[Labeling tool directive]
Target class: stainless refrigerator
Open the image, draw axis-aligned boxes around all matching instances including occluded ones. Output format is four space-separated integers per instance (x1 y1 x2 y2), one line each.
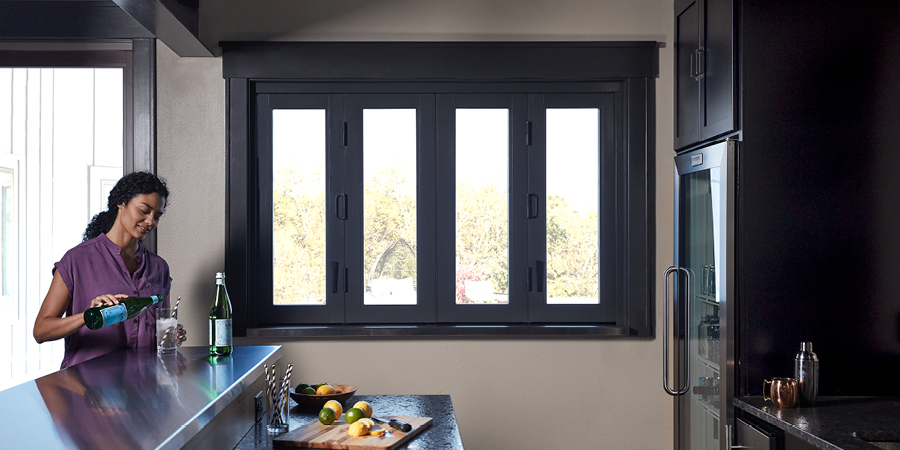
664 139 738 450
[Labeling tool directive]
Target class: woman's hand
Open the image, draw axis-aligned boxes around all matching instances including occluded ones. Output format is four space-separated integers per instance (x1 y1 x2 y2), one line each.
89 294 129 308
176 325 187 346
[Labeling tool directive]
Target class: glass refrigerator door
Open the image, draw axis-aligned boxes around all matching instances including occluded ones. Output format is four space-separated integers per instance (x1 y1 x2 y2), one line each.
668 140 735 450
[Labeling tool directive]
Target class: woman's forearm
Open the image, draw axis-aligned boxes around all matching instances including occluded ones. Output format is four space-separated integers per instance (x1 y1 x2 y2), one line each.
33 313 86 343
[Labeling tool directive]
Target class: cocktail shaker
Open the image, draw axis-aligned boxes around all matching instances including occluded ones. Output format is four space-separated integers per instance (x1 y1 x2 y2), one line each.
794 341 819 406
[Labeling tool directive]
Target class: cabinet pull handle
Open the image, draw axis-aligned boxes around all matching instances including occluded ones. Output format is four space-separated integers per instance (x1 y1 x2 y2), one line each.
696 47 705 78
725 424 752 449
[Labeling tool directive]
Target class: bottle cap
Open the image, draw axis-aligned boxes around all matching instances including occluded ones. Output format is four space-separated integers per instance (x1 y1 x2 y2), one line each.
801 341 813 352
216 272 226 279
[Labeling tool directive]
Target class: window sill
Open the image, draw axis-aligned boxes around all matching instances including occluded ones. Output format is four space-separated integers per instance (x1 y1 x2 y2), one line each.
243 324 648 338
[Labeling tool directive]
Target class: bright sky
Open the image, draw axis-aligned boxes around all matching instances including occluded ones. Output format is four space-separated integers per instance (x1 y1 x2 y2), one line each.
271 107 600 212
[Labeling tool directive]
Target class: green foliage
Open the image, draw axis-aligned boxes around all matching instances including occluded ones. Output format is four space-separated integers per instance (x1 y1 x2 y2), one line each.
272 167 600 305
273 167 327 304
545 195 599 299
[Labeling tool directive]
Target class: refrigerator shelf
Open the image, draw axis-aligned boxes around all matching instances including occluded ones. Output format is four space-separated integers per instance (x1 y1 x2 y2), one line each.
695 398 721 419
696 294 719 307
695 355 720 372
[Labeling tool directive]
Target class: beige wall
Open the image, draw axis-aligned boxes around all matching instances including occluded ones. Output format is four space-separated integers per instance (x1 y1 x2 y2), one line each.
157 0 675 448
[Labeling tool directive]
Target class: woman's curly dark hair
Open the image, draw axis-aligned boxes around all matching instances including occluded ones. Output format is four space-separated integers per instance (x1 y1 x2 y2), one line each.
82 171 170 242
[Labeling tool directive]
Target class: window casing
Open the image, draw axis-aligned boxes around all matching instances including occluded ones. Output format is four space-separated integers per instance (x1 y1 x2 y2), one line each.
0 39 157 388
224 42 656 337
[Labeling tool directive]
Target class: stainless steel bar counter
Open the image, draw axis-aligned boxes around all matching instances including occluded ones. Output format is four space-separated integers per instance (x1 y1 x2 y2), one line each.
0 345 281 450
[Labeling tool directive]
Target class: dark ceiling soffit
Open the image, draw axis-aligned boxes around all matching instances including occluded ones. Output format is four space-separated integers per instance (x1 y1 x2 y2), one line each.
112 0 213 57
220 41 660 80
0 1 154 40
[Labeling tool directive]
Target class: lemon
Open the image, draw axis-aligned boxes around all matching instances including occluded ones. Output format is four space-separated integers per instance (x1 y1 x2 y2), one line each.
369 429 386 437
316 384 336 395
345 407 364 424
323 400 343 418
318 407 336 425
352 401 373 418
358 418 375 429
348 421 368 436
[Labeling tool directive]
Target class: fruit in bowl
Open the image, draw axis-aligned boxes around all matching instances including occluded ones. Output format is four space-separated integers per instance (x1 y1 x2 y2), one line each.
289 383 357 411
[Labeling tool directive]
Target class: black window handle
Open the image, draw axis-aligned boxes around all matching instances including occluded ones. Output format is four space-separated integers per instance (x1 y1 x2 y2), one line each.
536 260 545 293
335 194 347 220
331 261 339 294
527 193 539 219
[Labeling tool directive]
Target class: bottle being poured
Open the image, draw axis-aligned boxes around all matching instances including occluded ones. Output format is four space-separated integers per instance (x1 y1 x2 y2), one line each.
83 295 164 330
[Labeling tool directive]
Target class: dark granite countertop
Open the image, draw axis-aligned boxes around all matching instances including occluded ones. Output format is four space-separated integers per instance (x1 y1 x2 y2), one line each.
234 394 464 449
735 396 900 450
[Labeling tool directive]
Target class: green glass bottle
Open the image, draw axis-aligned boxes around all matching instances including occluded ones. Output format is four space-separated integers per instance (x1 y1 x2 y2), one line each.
83 295 164 330
209 272 233 356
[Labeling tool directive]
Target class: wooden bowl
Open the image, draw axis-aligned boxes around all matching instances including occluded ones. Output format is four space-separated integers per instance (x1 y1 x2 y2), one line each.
289 384 357 411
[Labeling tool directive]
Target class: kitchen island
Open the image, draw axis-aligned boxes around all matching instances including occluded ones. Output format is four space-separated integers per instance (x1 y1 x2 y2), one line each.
735 396 900 450
234 394 464 449
0 345 281 450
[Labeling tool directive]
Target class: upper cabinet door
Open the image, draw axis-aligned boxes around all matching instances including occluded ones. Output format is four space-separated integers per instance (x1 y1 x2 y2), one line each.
674 0 737 151
675 0 701 148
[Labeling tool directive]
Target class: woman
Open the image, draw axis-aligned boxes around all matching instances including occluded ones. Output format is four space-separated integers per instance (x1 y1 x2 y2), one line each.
33 171 185 369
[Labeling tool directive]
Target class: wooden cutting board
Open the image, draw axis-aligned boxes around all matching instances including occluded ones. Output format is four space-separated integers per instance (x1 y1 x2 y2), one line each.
273 416 433 450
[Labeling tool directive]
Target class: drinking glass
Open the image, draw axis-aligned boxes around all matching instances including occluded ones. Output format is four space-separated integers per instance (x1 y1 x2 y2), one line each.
156 307 178 353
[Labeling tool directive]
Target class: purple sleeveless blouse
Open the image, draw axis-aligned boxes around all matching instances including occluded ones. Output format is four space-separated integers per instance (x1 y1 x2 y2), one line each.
54 233 172 369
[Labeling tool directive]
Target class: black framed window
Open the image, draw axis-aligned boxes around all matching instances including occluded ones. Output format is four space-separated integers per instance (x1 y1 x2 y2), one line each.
224 42 656 337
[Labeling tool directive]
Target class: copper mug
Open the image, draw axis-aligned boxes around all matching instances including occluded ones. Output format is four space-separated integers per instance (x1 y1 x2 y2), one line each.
763 377 799 408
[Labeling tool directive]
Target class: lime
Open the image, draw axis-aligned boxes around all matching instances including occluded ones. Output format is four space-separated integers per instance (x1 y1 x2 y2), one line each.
295 383 311 393
301 386 316 395
316 382 331 389
345 407 364 424
318 407 336 425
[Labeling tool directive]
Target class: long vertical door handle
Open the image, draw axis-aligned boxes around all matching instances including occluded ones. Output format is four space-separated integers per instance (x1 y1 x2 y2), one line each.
663 266 691 395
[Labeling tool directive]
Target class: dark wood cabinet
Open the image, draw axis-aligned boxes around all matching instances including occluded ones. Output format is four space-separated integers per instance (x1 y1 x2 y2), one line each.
674 0 737 150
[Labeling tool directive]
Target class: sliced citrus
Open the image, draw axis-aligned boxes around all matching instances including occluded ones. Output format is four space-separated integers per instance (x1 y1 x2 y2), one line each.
348 421 368 436
369 428 386 437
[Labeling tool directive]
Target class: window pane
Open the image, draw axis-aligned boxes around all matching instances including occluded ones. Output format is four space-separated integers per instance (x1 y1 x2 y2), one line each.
546 109 600 304
363 109 418 305
272 109 326 305
1 67 123 390
455 109 509 304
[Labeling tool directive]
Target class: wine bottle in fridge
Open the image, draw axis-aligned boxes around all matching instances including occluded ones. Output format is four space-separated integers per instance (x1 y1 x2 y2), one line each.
84 295 164 330
209 272 233 356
